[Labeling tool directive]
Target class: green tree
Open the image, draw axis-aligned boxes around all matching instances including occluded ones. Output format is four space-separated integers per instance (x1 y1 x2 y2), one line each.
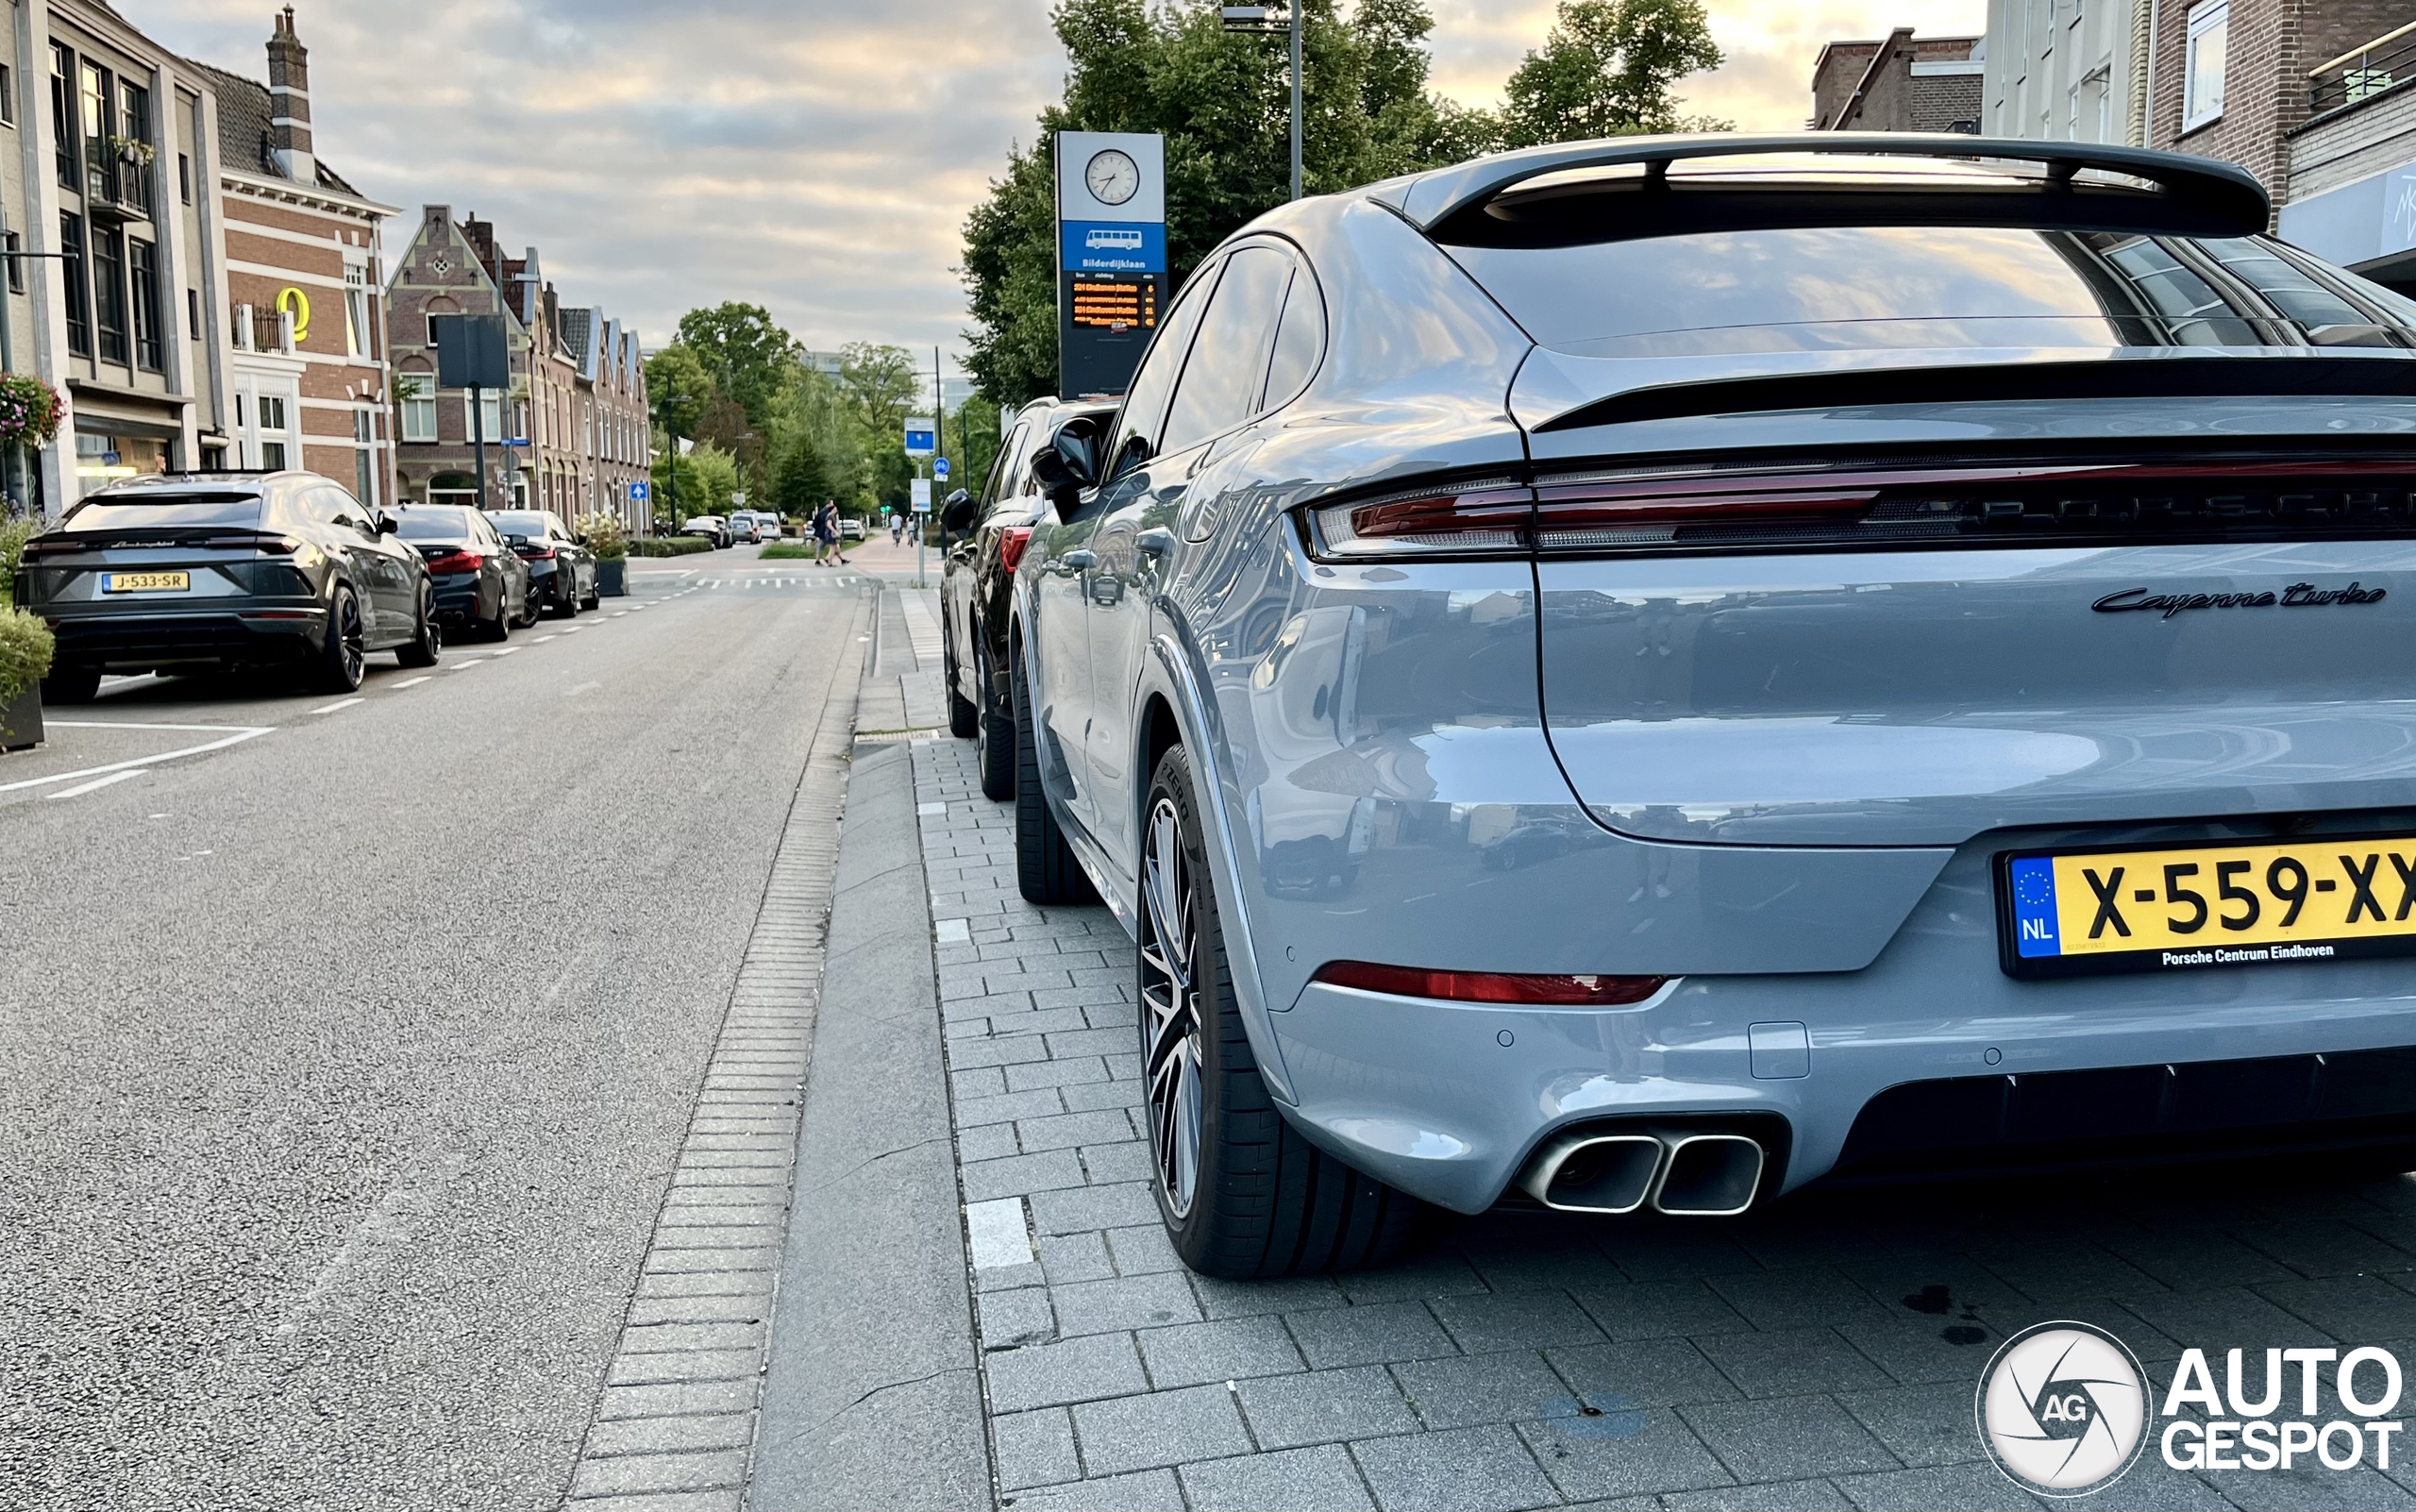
674 302 798 428
644 344 717 442
1495 0 1725 147
961 0 1725 406
767 431 831 518
651 444 742 527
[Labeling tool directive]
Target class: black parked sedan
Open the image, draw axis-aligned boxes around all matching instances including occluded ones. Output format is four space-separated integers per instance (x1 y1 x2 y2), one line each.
393 504 533 641
940 398 1114 799
487 509 598 615
17 470 438 701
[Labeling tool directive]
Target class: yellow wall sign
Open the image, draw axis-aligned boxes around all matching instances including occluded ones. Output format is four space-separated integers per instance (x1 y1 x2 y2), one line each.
276 286 310 344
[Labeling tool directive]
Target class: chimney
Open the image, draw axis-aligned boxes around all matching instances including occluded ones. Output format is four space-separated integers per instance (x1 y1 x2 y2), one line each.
267 6 314 183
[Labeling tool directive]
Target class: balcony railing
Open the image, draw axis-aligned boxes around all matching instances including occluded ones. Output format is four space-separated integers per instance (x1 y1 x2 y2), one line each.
231 304 294 355
2311 20 2416 115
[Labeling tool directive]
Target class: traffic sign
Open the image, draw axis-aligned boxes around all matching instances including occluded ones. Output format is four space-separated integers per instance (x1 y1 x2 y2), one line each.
933 457 951 480
629 480 650 501
904 417 936 457
911 479 933 512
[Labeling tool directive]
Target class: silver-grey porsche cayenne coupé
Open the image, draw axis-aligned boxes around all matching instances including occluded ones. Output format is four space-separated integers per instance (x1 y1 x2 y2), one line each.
1003 134 2416 1278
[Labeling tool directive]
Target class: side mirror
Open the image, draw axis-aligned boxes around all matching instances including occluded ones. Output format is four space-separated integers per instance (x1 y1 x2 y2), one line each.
940 489 976 533
1054 428 1099 488
375 514 399 535
573 532 589 546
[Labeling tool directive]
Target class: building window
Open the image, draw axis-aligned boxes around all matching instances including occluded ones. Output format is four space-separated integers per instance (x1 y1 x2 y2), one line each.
187 286 199 333
178 152 191 203
129 239 161 370
2 232 20 295
260 441 286 470
260 395 286 431
118 81 149 211
425 315 445 347
2185 0 2227 131
356 447 373 507
78 61 109 205
344 264 368 356
49 46 75 189
463 389 502 441
399 378 437 442
59 213 88 357
91 226 126 364
354 409 374 444
0 63 15 126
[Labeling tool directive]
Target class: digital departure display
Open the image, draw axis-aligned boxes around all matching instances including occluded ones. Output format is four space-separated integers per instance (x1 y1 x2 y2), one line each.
1068 276 1158 332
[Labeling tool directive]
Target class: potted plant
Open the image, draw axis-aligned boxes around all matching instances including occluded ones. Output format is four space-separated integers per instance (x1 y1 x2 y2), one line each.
0 516 52 751
581 512 629 596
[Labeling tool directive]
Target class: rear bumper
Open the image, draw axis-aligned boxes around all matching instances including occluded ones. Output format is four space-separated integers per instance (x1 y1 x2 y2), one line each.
47 605 325 669
429 575 490 625
1267 835 2416 1214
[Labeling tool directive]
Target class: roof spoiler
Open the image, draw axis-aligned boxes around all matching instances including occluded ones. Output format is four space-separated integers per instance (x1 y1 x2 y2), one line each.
1382 133 2271 243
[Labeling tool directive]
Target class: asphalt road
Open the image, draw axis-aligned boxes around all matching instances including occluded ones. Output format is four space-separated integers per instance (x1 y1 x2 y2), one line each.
0 552 868 1510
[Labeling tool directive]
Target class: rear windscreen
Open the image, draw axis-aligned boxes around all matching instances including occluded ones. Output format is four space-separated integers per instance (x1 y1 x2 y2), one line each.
487 512 548 535
63 493 261 529
395 510 473 541
1445 228 2414 360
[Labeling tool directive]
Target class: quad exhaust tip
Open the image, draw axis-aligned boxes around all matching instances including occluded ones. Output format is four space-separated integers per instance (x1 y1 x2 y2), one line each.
1518 1128 1767 1217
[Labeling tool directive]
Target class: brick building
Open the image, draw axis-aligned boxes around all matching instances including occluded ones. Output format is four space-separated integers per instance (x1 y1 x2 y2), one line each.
562 306 651 531
193 9 396 507
1811 31 1985 131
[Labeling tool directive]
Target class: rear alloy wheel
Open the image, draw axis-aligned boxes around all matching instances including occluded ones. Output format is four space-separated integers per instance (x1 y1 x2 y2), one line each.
314 585 367 694
1141 745 1422 1277
559 580 580 619
1012 648 1099 905
975 642 1015 801
396 585 442 668
481 585 512 642
42 664 101 704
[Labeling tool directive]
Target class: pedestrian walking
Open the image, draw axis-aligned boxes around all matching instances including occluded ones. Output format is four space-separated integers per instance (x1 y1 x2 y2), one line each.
814 500 849 565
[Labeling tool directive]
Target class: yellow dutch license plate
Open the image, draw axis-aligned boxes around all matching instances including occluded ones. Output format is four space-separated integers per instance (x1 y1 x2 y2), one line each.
1999 833 2416 978
100 571 189 593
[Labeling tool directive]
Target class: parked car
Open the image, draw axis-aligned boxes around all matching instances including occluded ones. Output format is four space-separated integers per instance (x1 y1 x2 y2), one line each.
680 515 730 548
757 512 784 541
486 509 598 615
839 518 865 541
394 504 533 641
729 512 763 545
1011 133 2416 1277
943 398 1115 799
18 470 438 700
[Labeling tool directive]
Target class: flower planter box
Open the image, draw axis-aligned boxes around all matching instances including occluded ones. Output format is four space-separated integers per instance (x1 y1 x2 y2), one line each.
598 559 629 596
1 681 41 752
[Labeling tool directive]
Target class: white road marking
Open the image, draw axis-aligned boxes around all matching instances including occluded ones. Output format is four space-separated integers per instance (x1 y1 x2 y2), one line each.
965 1198 1033 1268
935 917 971 944
535 634 558 643
388 676 433 690
274 1145 471 1338
488 646 521 656
47 768 147 799
610 612 627 618
565 680 601 697
308 697 365 715
0 726 273 794
450 659 481 670
562 625 585 633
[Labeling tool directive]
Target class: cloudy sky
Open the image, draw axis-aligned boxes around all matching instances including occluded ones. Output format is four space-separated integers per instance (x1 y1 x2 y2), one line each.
133 0 1982 370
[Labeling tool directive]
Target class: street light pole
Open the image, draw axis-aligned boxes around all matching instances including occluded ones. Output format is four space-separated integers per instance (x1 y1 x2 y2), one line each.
1289 0 1302 201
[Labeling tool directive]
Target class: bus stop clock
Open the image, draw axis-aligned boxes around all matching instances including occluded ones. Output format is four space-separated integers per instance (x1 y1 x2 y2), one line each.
1086 149 1139 206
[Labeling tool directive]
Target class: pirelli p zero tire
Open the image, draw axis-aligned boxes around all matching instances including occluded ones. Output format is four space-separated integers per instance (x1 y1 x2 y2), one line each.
313 585 367 694
1140 744 1423 1278
944 610 979 739
975 640 1016 802
1012 645 1098 906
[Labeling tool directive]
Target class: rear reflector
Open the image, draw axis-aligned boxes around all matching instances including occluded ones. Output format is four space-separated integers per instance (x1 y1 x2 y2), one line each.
999 525 1034 575
1314 960 1666 1006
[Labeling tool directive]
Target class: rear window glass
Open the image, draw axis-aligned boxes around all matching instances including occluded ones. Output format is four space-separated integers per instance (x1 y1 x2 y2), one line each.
395 509 476 541
64 493 261 529
1445 227 2408 359
488 512 550 536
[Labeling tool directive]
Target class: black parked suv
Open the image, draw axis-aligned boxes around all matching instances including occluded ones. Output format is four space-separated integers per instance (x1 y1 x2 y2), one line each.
18 471 438 700
941 399 1115 798
487 509 599 615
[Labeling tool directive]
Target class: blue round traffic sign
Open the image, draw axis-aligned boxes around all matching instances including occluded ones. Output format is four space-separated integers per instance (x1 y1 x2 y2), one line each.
934 457 951 479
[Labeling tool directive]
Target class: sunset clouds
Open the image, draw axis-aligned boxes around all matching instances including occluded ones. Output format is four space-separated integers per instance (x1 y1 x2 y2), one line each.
132 0 1979 360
